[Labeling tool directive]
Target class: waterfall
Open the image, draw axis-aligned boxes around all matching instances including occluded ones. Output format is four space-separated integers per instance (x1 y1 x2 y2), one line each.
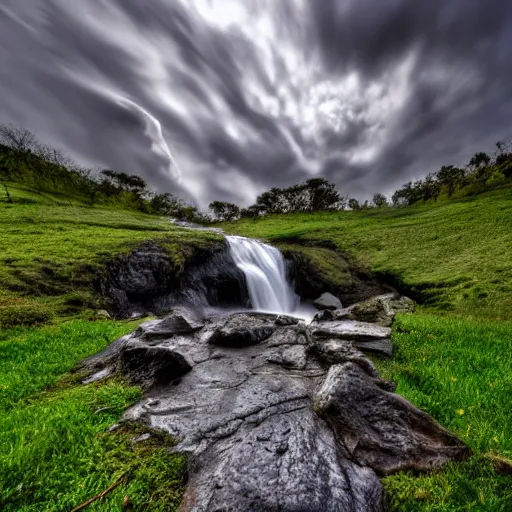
226 236 299 314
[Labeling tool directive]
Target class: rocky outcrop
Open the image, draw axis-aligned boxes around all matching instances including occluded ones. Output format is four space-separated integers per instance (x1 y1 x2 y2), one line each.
99 240 249 317
78 308 470 511
282 245 392 305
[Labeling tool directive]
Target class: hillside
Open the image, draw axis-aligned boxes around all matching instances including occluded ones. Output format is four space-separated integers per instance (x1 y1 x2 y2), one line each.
223 186 512 320
1 183 511 511
0 182 222 328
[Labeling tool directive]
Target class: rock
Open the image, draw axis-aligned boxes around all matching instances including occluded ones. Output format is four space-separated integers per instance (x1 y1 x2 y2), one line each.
128 310 146 320
132 433 152 444
136 307 204 340
181 408 383 512
120 342 192 388
94 309 111 319
274 314 300 326
313 292 343 310
347 293 415 327
207 313 276 347
314 362 471 475
82 308 469 511
354 339 393 358
100 240 246 317
81 367 113 384
312 294 415 327
311 320 391 342
266 345 307 369
312 309 336 322
310 337 379 378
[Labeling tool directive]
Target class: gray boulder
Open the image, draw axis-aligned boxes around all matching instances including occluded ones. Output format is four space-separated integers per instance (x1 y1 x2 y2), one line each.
314 362 470 475
348 294 415 327
120 342 192 388
313 292 343 310
354 339 393 358
136 307 204 341
311 320 391 342
207 313 277 347
312 294 415 327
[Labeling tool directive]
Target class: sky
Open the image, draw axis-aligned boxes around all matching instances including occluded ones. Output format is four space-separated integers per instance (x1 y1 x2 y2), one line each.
1 0 511 208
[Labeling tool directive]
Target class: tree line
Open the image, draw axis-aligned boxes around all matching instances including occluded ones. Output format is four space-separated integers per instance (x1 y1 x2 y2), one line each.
2 123 511 222
208 142 512 220
0 124 208 222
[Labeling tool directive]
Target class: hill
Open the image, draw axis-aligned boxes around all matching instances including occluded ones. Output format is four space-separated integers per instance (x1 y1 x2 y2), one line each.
223 186 512 320
1 182 511 510
0 182 221 328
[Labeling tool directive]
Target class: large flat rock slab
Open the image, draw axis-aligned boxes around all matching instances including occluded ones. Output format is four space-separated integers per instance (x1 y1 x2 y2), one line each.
79 309 469 511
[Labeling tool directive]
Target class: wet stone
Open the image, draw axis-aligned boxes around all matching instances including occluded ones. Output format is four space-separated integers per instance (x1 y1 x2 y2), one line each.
80 308 468 512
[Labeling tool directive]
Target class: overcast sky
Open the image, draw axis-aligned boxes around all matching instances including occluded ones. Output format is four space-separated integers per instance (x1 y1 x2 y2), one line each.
1 0 511 208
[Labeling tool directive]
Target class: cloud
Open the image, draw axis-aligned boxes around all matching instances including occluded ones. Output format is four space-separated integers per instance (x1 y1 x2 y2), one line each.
0 0 511 207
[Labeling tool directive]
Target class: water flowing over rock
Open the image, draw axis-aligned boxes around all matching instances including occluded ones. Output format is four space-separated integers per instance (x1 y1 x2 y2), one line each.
226 235 299 314
78 307 470 511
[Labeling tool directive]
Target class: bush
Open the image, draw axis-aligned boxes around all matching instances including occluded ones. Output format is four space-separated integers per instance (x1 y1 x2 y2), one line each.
0 304 53 328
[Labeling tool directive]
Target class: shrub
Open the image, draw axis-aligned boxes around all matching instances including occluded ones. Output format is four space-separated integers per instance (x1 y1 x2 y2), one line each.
0 304 53 328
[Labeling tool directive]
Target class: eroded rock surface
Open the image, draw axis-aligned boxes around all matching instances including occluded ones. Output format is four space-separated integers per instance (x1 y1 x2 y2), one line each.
78 307 469 512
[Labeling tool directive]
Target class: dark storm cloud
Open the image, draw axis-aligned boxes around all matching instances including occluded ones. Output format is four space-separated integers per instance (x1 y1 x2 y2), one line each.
0 0 511 207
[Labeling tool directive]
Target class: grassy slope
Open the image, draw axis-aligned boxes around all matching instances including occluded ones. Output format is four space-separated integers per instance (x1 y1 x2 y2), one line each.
0 183 222 326
0 184 217 510
222 188 512 511
222 186 512 319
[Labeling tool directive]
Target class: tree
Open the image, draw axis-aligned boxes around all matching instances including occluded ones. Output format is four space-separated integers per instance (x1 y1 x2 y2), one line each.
437 165 464 197
420 172 441 202
372 193 388 208
348 198 361 211
101 170 147 196
209 201 241 222
304 178 341 211
0 125 37 153
469 152 491 169
149 192 182 216
240 204 265 218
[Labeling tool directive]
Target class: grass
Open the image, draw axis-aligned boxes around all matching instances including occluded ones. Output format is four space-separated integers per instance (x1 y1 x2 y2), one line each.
219 188 512 511
222 186 512 320
0 320 186 511
0 182 222 326
377 314 512 511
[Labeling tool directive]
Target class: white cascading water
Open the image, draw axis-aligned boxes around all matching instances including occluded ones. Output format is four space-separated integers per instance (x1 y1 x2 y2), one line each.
226 236 299 314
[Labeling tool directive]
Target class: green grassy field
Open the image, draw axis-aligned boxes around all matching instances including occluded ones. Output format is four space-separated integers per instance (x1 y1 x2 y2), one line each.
0 321 186 511
0 182 221 328
221 187 512 510
1 183 511 510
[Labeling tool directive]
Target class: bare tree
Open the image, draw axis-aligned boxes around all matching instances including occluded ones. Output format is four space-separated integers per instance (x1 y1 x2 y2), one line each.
35 143 73 168
0 124 37 153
